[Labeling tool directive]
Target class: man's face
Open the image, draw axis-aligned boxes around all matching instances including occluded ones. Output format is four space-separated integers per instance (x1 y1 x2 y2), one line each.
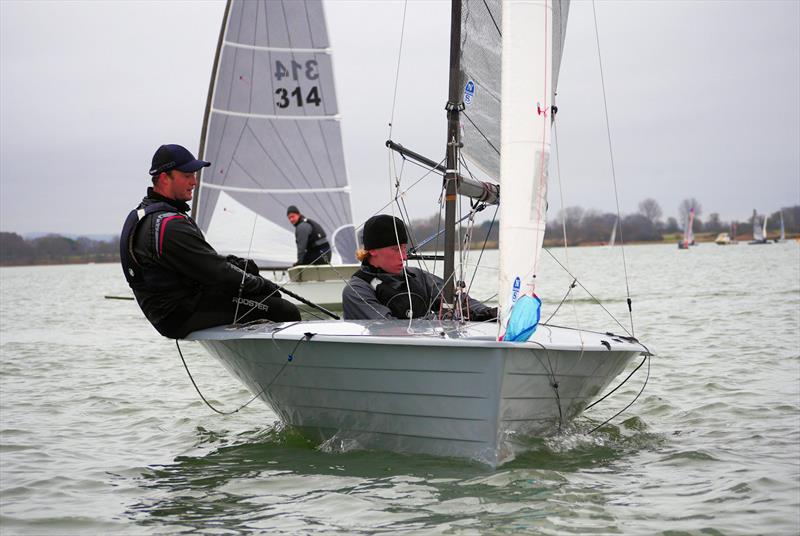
368 243 407 274
158 170 197 202
287 213 300 225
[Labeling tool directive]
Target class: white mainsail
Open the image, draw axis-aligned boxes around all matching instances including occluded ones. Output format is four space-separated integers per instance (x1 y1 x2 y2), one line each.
497 0 569 336
779 211 785 241
193 0 357 268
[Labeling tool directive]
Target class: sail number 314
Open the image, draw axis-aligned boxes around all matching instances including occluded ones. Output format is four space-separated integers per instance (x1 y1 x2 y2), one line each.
274 59 321 108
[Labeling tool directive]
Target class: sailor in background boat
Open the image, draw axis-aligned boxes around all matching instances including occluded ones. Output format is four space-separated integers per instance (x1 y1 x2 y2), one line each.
286 206 332 266
342 215 497 321
120 144 301 339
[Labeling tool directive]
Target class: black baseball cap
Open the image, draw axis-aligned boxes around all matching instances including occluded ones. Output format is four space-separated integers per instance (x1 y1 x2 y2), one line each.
149 144 210 176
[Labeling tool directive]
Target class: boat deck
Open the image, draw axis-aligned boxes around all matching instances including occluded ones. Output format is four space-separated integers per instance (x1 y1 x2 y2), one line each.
189 319 646 354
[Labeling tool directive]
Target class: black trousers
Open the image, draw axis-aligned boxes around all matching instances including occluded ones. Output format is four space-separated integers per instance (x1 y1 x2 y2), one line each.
300 245 331 265
159 290 301 339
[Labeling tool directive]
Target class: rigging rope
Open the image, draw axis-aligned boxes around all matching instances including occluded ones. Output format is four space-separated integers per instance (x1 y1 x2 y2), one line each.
591 0 634 337
175 334 312 416
587 350 651 434
387 0 409 140
551 120 586 352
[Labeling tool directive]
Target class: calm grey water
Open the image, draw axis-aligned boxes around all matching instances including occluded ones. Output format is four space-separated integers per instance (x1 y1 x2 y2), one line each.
1 243 799 535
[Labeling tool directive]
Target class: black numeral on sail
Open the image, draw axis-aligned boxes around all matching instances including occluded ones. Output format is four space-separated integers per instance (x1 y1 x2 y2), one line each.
274 59 319 81
275 87 322 108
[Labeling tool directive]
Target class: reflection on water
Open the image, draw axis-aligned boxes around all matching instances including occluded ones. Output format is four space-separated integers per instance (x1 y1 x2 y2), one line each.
129 419 665 534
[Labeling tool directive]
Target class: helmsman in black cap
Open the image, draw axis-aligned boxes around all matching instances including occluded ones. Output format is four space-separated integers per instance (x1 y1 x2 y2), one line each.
119 144 300 339
341 214 497 321
286 205 331 266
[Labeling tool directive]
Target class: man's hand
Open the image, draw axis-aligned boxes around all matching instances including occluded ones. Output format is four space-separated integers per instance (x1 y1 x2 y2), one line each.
261 277 282 298
227 255 259 275
473 306 498 322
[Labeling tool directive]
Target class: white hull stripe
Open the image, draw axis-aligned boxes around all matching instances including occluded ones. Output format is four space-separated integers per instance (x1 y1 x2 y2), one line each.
211 108 340 121
201 183 351 194
223 41 331 54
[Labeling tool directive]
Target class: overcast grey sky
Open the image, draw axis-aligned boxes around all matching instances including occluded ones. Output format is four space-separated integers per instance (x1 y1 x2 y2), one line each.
1 0 798 236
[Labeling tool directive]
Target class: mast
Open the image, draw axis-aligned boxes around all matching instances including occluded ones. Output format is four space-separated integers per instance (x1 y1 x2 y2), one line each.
443 0 463 309
192 0 232 216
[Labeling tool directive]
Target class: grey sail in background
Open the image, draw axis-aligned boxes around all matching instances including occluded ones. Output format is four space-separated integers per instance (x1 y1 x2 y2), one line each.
458 0 569 180
194 0 357 267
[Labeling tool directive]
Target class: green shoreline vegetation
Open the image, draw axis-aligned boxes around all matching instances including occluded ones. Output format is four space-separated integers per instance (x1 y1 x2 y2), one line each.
2 201 797 267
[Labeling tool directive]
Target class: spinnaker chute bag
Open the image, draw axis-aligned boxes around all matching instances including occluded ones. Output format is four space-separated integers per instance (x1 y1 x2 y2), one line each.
502 294 541 342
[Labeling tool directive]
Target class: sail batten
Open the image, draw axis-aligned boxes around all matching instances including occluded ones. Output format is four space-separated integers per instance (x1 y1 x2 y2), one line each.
196 0 356 267
223 41 331 53
202 184 350 194
212 108 340 120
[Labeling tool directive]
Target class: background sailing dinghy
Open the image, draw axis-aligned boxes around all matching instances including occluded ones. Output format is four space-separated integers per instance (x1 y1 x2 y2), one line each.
749 209 771 245
678 207 695 249
191 0 360 308
188 0 649 467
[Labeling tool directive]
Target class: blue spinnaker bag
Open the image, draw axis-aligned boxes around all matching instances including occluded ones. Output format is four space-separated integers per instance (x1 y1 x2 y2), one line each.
503 294 542 342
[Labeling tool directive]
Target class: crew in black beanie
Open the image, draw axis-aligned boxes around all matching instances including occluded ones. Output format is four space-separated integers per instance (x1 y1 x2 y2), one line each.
362 215 408 250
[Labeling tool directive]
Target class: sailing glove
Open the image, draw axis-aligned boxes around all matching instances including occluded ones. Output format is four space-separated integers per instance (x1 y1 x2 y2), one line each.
226 255 259 276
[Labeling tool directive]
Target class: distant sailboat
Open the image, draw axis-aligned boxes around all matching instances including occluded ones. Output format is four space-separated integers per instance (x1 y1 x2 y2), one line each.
191 0 360 307
607 218 617 247
749 209 771 245
678 207 695 249
776 211 786 242
716 221 738 245
714 232 732 245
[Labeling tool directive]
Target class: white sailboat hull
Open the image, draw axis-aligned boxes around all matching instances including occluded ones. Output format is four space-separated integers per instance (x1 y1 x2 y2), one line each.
189 320 645 466
280 279 346 309
263 264 360 309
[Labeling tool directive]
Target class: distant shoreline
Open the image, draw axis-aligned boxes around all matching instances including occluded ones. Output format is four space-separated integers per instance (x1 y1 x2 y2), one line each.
0 256 119 268
3 233 796 268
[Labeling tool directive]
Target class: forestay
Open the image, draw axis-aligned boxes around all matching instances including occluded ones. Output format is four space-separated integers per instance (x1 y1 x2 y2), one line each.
193 0 357 268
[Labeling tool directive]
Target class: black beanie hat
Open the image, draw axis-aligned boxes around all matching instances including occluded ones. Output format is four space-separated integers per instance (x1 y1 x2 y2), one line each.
362 215 408 250
286 205 300 215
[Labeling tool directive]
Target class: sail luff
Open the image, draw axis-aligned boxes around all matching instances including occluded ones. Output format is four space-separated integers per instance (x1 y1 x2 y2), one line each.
497 0 554 334
193 0 233 217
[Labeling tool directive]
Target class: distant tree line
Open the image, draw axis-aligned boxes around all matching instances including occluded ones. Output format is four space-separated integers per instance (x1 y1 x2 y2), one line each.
0 232 119 266
406 200 800 249
2 201 797 265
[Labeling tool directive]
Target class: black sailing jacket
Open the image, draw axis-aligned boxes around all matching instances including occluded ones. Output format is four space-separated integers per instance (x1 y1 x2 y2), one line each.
122 188 274 332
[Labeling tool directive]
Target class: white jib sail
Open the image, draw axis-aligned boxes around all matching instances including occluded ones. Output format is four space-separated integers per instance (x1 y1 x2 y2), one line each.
194 0 357 268
498 0 554 336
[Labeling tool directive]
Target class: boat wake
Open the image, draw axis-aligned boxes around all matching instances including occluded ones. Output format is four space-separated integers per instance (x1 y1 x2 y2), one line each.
505 417 665 470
